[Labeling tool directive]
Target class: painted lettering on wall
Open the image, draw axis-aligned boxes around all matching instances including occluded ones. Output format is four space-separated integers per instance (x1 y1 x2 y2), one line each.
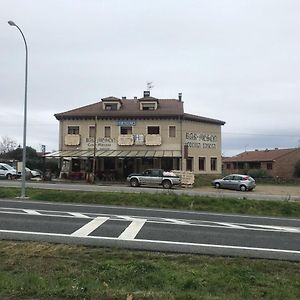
185 132 217 149
86 137 116 149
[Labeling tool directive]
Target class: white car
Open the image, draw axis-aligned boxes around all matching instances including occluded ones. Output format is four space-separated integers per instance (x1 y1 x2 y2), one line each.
17 167 42 179
0 163 17 179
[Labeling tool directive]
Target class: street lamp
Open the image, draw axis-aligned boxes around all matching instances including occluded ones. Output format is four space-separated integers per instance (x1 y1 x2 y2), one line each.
8 20 28 198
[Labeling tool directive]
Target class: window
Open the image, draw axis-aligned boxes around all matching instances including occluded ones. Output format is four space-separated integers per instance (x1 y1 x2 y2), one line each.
141 103 156 110
187 157 193 171
120 126 132 134
199 157 206 171
169 126 176 138
147 126 160 134
104 103 118 111
267 162 273 170
226 163 231 169
89 126 95 138
210 158 217 171
104 126 111 138
68 126 79 134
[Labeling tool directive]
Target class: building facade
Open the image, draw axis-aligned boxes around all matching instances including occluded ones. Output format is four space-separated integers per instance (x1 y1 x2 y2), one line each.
48 92 225 180
223 148 300 178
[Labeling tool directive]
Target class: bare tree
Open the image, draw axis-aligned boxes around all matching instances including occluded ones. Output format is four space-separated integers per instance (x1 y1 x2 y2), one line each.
0 136 17 154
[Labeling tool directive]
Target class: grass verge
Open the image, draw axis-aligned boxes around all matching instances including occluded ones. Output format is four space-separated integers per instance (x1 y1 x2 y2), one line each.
1 240 300 299
1 186 300 218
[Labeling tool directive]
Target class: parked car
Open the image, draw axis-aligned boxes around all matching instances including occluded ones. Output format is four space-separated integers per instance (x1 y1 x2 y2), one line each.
212 174 256 191
0 163 17 180
127 169 181 189
17 167 42 179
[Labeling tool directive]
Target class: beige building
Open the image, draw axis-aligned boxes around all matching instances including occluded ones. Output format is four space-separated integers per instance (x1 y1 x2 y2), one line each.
48 92 225 180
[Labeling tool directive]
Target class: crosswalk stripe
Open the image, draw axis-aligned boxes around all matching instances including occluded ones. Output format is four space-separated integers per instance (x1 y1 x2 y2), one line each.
118 219 146 240
71 217 109 237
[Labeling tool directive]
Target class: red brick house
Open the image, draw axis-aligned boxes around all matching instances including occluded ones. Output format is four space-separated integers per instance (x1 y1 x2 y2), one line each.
223 148 300 178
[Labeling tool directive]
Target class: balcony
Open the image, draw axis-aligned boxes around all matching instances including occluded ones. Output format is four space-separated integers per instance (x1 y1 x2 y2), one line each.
118 134 134 146
64 134 81 146
145 134 161 146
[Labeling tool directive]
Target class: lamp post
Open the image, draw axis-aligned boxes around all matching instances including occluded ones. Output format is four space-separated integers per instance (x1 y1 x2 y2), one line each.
8 20 28 198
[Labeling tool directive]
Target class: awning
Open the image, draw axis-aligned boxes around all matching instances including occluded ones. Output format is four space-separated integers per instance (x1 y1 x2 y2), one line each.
45 150 181 158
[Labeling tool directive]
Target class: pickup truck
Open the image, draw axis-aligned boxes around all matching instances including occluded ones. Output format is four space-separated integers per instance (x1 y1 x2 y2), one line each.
127 169 181 189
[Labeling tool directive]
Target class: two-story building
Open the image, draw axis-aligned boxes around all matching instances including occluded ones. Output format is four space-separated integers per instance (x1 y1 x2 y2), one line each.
47 91 225 180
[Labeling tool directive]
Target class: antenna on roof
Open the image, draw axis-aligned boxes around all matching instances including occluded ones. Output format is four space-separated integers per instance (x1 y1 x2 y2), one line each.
146 81 154 91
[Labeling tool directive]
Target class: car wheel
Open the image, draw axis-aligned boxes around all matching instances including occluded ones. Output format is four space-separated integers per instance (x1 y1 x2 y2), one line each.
215 182 221 189
130 178 139 187
162 180 172 189
240 185 247 192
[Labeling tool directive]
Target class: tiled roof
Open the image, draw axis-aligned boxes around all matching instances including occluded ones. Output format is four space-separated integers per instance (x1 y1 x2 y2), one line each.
183 113 225 125
55 99 183 119
223 148 299 162
54 97 225 125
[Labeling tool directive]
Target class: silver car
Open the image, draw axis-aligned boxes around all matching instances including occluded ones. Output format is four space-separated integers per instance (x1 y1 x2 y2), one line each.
212 174 256 191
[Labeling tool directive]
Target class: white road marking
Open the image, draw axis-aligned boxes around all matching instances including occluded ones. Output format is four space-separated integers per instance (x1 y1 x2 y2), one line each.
244 223 300 233
164 218 189 225
216 222 246 229
1 229 300 256
71 217 109 237
116 215 134 221
118 219 146 240
68 212 90 218
1 207 300 234
23 209 41 215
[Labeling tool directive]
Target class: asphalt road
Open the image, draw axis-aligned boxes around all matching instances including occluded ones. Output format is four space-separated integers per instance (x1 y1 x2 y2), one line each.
1 198 300 261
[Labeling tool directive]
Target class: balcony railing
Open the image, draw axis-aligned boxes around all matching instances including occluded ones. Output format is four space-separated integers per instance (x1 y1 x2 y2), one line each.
118 134 134 146
64 134 81 146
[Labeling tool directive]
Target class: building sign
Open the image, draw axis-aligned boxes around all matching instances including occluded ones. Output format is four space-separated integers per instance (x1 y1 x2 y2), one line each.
86 137 117 150
116 120 136 127
185 132 217 149
134 134 144 145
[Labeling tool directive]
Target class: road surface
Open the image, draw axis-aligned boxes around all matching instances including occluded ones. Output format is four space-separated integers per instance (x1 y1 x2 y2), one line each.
1 198 300 261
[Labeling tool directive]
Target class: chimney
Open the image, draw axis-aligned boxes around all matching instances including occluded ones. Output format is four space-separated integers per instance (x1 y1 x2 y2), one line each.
144 90 150 97
122 96 126 100
178 92 182 101
134 96 137 100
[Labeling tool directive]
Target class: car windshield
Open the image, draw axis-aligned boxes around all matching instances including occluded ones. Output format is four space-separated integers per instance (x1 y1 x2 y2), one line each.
1 164 14 170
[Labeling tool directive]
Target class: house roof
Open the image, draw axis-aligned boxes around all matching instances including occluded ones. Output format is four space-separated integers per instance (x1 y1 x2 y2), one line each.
223 148 299 163
54 97 225 125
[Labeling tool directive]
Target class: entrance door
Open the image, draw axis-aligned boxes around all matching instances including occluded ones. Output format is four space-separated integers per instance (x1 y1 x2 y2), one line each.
123 158 134 178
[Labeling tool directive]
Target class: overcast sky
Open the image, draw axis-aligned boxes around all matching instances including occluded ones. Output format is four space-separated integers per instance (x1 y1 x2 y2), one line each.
1 0 300 156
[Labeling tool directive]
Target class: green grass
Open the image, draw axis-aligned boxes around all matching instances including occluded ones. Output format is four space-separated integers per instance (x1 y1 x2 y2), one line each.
1 186 300 218
0 241 300 299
